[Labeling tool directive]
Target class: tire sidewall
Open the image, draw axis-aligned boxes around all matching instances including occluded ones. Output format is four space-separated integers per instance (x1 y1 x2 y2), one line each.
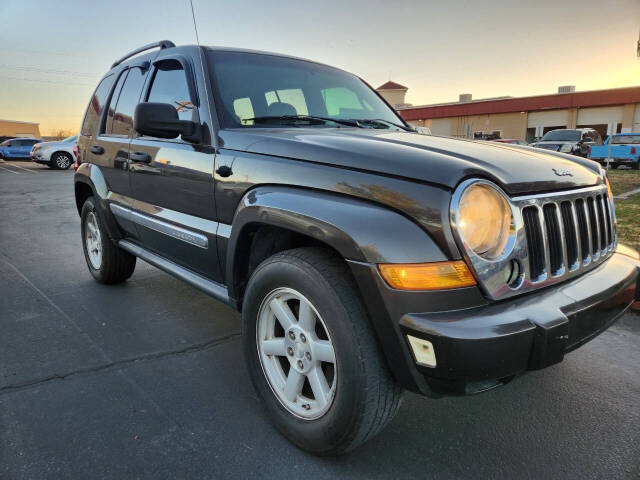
243 256 367 454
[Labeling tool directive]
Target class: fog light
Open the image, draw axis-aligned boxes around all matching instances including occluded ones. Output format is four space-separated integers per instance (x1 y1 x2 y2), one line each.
407 335 437 367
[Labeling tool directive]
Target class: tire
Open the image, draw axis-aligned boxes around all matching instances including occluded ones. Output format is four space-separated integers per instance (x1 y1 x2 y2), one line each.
81 197 136 284
242 247 402 455
51 152 73 170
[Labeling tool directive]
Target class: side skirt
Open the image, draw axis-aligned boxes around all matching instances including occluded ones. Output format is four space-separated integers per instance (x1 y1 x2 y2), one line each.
118 239 233 307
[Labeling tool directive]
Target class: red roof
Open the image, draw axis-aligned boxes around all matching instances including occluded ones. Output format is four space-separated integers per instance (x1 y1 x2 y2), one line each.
376 81 408 91
398 86 640 121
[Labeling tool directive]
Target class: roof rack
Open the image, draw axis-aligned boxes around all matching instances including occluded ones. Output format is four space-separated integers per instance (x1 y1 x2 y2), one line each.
110 40 175 69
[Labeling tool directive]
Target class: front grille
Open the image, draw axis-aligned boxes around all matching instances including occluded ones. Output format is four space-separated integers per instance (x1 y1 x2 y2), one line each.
519 185 615 284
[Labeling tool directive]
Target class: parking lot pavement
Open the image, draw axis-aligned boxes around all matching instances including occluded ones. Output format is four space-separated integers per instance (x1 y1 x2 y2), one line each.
0 163 639 479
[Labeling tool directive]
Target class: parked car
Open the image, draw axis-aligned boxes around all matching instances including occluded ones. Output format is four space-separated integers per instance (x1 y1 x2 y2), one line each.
30 135 78 169
0 137 41 159
588 133 640 170
414 126 432 135
492 138 529 146
74 41 640 455
531 128 602 157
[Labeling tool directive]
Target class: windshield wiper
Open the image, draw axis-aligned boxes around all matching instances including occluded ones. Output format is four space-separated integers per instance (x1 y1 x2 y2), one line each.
350 118 413 131
242 115 359 127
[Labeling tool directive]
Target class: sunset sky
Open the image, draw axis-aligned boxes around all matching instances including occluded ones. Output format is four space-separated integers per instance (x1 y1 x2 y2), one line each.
1 0 639 135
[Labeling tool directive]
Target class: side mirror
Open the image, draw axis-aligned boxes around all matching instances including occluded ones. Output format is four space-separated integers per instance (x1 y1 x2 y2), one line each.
134 102 200 142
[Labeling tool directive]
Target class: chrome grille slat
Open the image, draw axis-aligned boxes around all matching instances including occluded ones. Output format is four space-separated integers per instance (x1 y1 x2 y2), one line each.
554 202 569 274
538 206 551 281
569 200 582 269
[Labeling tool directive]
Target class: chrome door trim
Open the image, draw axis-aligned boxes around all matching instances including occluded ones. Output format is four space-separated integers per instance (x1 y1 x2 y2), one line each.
110 204 209 249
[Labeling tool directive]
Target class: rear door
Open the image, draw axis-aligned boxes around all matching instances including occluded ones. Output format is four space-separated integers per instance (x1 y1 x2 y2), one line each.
83 64 149 237
5 140 19 158
127 56 221 281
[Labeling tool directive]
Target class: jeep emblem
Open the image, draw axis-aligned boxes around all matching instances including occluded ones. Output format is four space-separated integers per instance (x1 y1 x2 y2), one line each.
552 168 573 177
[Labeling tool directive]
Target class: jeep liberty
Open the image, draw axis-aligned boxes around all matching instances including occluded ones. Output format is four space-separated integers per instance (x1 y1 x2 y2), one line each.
75 41 640 455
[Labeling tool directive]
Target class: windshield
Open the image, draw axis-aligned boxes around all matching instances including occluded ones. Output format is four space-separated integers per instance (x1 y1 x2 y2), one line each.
611 135 640 144
540 130 581 142
62 135 78 143
207 51 405 129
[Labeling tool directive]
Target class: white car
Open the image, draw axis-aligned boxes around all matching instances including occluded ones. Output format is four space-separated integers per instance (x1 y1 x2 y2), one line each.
30 135 77 169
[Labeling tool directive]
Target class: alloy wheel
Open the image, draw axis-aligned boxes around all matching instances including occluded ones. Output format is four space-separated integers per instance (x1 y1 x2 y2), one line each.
85 212 102 269
257 287 337 419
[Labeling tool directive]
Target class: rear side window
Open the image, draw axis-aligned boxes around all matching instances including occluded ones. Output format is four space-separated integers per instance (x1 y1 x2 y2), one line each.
147 61 195 121
81 75 115 136
104 71 128 135
110 68 147 136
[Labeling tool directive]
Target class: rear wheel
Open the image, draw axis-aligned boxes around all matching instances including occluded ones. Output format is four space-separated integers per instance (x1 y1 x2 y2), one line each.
52 152 72 170
242 247 402 455
81 197 136 284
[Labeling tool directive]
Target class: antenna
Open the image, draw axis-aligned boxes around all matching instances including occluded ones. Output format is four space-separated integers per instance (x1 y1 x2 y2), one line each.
188 0 217 149
189 0 201 46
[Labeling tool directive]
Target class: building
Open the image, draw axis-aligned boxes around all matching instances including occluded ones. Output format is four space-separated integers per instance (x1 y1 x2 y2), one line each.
0 119 41 141
376 81 411 109
382 85 640 142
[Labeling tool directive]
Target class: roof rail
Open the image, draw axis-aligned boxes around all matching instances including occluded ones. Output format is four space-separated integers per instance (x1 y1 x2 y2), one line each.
110 40 176 69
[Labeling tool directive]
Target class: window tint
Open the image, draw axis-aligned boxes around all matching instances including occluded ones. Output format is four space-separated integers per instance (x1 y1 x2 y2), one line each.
104 71 128 135
81 75 115 135
147 61 194 121
111 68 146 136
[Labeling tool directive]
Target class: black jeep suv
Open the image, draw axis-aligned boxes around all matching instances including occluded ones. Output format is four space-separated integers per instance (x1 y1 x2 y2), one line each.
75 41 640 455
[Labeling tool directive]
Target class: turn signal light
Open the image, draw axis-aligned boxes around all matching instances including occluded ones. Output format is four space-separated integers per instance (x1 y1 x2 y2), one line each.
378 261 476 291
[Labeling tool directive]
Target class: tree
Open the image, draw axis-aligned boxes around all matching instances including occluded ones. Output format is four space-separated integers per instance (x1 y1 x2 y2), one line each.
48 128 75 140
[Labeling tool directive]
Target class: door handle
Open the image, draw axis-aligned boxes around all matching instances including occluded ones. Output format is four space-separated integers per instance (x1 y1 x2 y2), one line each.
129 151 152 163
216 165 233 177
90 145 105 155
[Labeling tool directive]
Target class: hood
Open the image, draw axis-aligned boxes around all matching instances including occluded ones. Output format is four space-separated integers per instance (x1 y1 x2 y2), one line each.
218 128 602 195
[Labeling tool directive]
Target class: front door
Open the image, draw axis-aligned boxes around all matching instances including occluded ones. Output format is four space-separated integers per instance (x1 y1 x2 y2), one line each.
128 58 221 281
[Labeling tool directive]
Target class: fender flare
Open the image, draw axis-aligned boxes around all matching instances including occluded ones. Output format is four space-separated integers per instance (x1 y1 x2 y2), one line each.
74 163 122 241
226 185 447 298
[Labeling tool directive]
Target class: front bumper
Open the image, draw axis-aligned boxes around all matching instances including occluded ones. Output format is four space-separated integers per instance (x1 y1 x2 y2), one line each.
349 250 639 397
30 151 51 163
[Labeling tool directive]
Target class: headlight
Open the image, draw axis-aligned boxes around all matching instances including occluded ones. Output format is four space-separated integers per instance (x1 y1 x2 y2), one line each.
560 144 573 152
455 181 514 260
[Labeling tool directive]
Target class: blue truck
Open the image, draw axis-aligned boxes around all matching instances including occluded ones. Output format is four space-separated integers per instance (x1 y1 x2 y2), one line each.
588 133 640 169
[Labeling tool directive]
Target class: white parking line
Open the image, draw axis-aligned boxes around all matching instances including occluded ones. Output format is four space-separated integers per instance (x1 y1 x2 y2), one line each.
6 163 37 173
0 164 19 174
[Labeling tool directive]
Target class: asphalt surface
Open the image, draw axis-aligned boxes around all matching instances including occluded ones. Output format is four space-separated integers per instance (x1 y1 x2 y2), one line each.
0 160 639 479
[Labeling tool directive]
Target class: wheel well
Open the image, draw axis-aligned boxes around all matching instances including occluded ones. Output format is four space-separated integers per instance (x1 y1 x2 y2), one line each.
74 182 93 215
52 151 72 159
233 224 344 307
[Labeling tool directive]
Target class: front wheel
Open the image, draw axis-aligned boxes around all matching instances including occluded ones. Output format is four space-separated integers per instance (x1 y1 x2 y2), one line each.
242 247 402 455
51 152 73 170
81 197 136 284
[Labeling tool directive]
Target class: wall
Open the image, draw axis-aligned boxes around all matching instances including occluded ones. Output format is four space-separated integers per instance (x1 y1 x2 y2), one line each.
0 120 41 138
378 89 407 108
